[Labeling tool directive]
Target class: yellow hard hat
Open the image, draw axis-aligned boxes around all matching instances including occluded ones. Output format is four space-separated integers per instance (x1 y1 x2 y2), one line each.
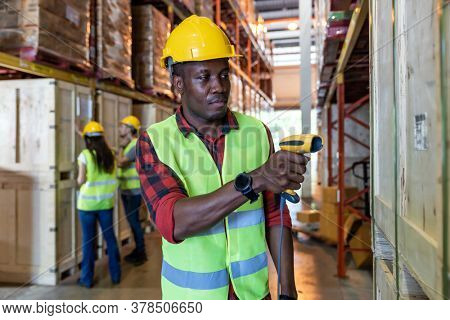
82 121 104 137
120 115 141 131
161 15 240 68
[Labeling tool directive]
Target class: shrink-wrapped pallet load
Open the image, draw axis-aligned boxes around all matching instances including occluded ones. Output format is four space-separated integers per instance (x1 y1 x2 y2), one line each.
181 0 195 13
132 5 171 96
0 0 91 68
97 0 133 88
195 0 214 20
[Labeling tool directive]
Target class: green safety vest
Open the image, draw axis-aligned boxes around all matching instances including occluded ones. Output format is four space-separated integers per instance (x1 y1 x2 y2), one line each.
118 138 140 191
147 111 270 300
77 149 118 211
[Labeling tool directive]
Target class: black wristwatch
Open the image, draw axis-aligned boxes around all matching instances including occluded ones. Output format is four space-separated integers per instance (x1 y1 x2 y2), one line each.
234 172 259 203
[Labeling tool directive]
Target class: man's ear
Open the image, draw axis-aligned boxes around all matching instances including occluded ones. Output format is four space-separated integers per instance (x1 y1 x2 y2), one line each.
172 75 184 95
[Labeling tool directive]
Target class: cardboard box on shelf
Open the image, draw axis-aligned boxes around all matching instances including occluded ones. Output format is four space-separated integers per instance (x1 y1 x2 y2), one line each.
0 0 91 69
322 185 359 204
349 222 372 268
97 0 133 88
319 203 352 243
297 210 320 224
132 5 171 96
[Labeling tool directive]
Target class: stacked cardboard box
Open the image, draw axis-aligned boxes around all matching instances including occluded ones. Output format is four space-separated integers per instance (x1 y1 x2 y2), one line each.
319 186 358 243
132 5 171 96
97 0 133 88
238 0 256 24
195 0 214 20
244 84 251 114
181 0 195 13
349 221 372 268
0 0 91 68
229 73 240 112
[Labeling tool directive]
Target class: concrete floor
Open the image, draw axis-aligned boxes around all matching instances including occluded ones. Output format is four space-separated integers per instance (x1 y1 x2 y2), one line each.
0 231 372 300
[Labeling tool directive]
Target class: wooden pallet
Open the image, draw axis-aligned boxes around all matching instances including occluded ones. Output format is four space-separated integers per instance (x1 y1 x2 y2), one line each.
137 86 174 100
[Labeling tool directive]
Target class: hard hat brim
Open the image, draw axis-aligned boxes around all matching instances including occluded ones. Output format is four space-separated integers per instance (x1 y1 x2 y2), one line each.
84 132 103 137
161 54 242 69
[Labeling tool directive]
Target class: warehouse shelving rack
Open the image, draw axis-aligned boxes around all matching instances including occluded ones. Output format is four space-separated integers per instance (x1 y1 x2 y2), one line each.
0 52 178 112
0 0 275 114
120 0 275 110
214 0 274 110
0 0 275 286
320 0 371 278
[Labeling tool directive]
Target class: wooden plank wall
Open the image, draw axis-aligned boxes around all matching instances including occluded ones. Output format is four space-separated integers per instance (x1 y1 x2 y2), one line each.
372 0 449 299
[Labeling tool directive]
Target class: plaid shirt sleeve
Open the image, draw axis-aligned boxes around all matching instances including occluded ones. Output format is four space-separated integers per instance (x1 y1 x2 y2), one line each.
262 125 292 229
136 131 188 243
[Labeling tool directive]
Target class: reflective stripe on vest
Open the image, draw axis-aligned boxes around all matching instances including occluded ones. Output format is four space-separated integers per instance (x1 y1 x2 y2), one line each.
162 260 229 290
161 251 268 290
118 139 140 191
196 208 264 237
85 180 117 187
148 111 270 300
79 192 115 201
77 149 117 211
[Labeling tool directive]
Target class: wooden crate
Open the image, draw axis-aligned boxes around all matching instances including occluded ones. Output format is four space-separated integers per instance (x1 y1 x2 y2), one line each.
132 103 174 131
371 0 397 247
0 79 93 285
97 91 134 245
375 258 398 300
395 0 447 300
371 0 449 299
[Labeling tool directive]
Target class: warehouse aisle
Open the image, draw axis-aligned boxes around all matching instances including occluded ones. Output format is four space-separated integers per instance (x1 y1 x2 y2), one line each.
0 231 371 300
270 234 372 300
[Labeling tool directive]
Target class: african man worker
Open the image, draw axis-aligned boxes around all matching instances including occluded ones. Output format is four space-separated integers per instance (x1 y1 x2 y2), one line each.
136 16 307 300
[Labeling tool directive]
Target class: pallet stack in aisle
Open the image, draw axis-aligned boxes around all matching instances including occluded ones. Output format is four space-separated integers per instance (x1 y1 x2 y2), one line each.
0 79 93 285
372 0 448 300
0 0 92 71
132 5 172 97
96 0 134 88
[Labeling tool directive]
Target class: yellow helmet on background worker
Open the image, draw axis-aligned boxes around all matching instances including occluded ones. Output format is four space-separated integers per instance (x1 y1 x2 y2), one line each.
82 121 104 137
120 115 141 131
160 15 241 68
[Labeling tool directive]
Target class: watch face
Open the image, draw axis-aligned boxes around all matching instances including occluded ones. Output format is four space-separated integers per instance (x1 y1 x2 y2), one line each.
235 173 250 190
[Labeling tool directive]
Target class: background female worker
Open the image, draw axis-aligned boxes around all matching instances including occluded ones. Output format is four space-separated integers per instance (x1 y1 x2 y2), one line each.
117 116 147 266
77 121 121 288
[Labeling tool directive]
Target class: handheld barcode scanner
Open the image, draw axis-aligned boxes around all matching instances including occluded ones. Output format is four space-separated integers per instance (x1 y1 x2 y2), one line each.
279 134 324 203
276 134 323 300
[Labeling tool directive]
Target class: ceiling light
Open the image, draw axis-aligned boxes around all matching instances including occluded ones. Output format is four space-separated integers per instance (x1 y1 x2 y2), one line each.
287 22 298 31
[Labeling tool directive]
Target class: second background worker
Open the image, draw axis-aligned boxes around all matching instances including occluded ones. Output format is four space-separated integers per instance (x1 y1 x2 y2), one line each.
117 116 147 266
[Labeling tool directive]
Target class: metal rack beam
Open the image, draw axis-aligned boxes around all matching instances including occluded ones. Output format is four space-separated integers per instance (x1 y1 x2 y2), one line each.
229 60 273 106
327 73 370 278
325 0 369 106
0 52 178 110
160 0 193 20
225 0 273 72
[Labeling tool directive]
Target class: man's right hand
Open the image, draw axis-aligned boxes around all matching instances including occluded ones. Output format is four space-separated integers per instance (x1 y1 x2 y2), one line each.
250 150 308 194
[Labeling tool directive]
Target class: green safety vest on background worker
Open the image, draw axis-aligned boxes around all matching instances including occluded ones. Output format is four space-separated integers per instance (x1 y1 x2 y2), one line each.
77 149 118 211
147 112 270 300
118 138 140 192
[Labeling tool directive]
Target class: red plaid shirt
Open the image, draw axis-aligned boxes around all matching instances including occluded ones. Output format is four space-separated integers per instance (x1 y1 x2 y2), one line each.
136 107 291 299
